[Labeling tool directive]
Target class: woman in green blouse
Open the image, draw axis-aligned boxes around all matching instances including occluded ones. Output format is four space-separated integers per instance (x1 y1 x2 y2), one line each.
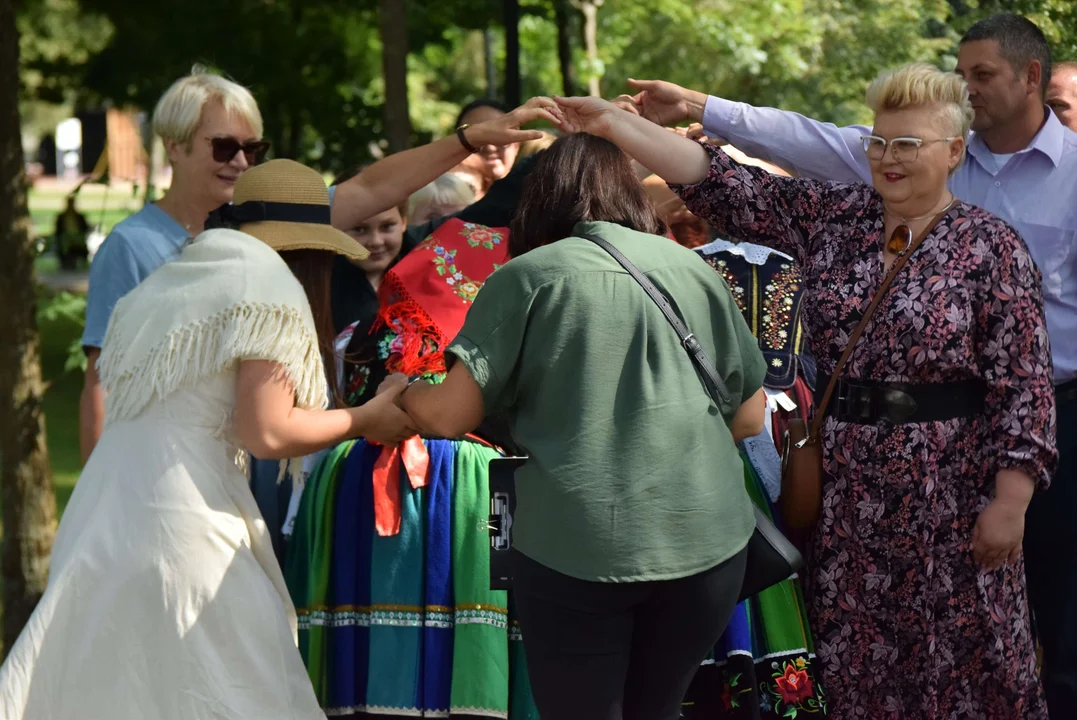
387 132 766 720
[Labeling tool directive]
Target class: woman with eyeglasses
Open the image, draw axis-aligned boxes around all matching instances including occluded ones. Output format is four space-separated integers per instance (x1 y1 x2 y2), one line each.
553 62 1055 718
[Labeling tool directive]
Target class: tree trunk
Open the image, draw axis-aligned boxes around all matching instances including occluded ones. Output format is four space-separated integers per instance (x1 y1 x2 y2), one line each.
483 27 497 98
286 105 303 160
270 101 287 162
503 0 521 107
379 0 411 153
142 135 156 205
578 0 602 97
0 0 58 655
554 0 576 96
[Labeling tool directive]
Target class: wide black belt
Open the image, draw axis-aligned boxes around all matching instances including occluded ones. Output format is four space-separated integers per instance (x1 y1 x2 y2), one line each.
815 378 986 425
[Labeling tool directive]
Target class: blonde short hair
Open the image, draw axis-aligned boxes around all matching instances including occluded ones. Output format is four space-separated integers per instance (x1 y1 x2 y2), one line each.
517 131 558 160
408 174 476 218
866 63 974 168
152 65 263 146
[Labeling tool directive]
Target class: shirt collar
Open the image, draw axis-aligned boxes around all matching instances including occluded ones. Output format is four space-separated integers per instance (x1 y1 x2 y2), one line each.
968 107 1066 169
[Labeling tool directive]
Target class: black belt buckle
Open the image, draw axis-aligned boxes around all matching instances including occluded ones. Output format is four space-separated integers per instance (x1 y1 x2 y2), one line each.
880 386 918 424
836 381 875 422
835 381 919 424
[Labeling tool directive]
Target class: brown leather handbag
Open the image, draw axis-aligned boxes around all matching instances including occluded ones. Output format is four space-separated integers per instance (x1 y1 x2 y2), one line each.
778 209 951 530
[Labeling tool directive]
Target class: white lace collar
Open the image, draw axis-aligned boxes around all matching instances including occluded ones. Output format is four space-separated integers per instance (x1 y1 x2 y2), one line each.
697 238 793 265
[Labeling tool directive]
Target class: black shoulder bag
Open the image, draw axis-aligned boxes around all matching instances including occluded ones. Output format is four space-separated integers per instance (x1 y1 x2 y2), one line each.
581 233 802 601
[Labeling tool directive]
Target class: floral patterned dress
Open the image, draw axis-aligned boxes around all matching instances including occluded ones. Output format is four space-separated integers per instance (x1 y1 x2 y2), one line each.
675 144 1057 719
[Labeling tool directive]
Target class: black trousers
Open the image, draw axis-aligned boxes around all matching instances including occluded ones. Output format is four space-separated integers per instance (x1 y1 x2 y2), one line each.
1025 381 1077 718
512 547 747 720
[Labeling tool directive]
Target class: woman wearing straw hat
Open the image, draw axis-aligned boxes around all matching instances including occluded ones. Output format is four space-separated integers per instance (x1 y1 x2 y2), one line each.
0 159 427 719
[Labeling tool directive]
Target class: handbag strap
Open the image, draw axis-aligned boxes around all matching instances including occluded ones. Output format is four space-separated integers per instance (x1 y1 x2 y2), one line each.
580 233 731 408
808 207 952 442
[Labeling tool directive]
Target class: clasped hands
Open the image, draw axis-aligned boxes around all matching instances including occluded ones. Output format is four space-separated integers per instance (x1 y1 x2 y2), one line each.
452 79 722 146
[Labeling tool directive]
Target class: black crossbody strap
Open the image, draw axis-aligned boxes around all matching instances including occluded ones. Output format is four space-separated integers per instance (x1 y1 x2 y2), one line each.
581 233 731 408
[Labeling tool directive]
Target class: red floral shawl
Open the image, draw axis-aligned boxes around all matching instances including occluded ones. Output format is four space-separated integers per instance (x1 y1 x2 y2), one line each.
374 218 510 377
370 218 509 536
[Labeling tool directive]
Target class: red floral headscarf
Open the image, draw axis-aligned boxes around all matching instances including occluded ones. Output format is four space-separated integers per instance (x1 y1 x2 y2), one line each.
374 218 511 377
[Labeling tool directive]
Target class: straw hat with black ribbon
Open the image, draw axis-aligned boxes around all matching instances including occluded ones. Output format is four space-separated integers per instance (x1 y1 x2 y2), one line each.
206 159 369 263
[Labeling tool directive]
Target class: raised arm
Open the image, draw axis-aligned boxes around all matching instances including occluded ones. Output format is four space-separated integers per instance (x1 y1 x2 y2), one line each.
330 98 561 233
553 95 830 263
626 79 871 183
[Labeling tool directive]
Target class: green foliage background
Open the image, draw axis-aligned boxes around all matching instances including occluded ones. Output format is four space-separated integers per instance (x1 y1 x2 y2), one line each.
16 0 1077 173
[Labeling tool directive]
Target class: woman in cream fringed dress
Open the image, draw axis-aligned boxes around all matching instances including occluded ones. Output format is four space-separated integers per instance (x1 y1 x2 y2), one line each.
0 161 419 719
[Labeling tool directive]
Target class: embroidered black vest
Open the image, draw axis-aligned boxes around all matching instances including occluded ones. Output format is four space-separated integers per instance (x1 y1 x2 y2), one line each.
696 242 816 390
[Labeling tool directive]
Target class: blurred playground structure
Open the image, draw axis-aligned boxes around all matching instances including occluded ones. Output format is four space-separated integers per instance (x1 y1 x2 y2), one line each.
26 108 171 268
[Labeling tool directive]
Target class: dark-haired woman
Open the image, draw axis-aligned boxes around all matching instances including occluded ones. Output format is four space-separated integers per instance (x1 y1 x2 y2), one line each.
455 98 518 181
387 132 768 720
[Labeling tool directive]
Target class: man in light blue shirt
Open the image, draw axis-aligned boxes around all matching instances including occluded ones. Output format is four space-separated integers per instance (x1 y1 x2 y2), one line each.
80 69 266 462
632 27 1077 390
629 13 1076 716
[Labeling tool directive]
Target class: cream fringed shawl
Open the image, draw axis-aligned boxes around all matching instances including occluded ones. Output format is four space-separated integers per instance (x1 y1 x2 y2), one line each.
97 228 329 426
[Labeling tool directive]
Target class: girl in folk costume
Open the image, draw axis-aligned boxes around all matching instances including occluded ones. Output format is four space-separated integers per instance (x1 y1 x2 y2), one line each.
0 160 417 719
283 152 550 717
291 219 535 718
683 236 828 719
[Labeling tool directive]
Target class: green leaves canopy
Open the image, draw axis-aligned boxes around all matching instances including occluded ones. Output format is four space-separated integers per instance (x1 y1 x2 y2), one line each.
17 0 1076 170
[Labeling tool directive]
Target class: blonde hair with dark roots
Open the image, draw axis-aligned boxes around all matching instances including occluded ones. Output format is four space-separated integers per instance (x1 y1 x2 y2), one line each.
866 63 974 172
407 174 476 219
152 65 263 148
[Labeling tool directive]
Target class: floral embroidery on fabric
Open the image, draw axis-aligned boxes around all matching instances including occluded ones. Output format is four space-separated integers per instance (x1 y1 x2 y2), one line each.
414 233 440 253
370 219 510 379
768 658 826 716
703 256 747 312
697 246 811 388
720 672 753 711
686 651 828 719
378 332 406 359
460 222 504 250
761 263 800 352
342 328 444 408
346 365 371 407
431 246 482 303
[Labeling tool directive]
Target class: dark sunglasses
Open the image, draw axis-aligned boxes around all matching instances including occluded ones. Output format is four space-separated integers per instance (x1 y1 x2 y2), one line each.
209 136 270 165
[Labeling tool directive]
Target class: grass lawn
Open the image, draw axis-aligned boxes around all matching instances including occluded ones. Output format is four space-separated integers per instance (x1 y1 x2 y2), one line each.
38 297 85 515
30 182 138 486
27 184 134 516
30 184 139 263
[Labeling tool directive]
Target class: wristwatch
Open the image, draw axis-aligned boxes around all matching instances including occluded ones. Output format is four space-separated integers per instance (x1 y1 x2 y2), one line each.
456 124 479 154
